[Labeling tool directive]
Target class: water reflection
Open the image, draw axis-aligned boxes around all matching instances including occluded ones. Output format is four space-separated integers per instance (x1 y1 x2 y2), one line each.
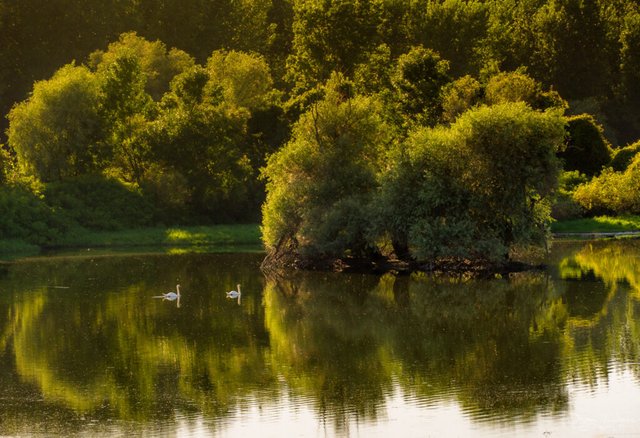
0 242 639 435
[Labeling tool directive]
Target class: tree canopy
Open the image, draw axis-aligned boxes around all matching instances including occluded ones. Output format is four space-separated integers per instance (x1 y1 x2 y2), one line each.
2 1 640 265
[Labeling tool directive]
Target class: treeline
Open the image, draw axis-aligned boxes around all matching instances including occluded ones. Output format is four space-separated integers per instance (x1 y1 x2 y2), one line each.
1 0 640 259
3 0 640 144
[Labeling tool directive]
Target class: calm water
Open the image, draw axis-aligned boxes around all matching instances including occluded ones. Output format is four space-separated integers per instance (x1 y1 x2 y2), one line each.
1 241 640 437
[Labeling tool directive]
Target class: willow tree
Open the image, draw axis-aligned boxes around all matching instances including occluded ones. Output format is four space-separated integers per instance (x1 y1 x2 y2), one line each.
375 102 565 262
7 64 103 182
261 74 390 262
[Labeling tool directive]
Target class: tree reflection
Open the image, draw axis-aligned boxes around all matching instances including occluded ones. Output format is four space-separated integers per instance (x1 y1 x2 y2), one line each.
263 270 568 426
0 244 639 434
555 240 640 385
0 253 276 427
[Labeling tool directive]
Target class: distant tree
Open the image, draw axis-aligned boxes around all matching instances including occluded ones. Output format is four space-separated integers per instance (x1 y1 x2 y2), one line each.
207 49 287 210
620 10 640 104
403 0 490 77
558 114 612 177
151 67 252 222
207 50 277 111
353 44 393 96
286 0 386 93
261 73 390 259
7 64 103 182
391 46 452 126
89 32 195 101
440 75 483 123
98 54 155 184
484 70 568 112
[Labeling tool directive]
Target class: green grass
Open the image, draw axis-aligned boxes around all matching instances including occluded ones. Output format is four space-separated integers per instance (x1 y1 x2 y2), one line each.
0 239 41 260
55 224 262 247
552 215 640 234
1 224 262 260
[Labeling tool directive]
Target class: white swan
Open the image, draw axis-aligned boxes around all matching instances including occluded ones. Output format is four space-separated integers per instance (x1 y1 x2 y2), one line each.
226 284 241 299
154 284 181 301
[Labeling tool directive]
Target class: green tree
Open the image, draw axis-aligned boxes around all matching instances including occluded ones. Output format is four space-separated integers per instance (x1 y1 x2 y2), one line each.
207 50 277 111
376 102 565 262
403 0 490 77
261 73 390 260
98 54 155 184
7 64 103 182
89 31 195 101
286 0 386 93
440 75 483 123
485 70 566 110
558 114 612 177
151 66 252 222
391 46 452 127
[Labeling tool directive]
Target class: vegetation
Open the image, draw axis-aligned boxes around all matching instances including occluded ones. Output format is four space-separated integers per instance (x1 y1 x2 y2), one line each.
2 0 640 266
552 215 640 234
0 224 261 259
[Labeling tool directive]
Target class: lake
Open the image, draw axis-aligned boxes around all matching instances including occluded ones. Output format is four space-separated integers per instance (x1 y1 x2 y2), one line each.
1 240 640 437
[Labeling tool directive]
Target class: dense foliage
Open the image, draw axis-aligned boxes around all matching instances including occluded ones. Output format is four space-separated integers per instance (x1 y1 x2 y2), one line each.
375 103 565 262
1 0 639 261
558 114 612 177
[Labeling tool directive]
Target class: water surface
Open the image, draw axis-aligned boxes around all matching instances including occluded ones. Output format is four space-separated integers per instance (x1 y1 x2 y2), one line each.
1 241 640 436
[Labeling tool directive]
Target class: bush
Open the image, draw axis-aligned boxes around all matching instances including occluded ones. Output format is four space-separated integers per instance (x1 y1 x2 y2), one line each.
610 140 640 171
0 184 68 245
43 175 154 230
261 74 390 258
551 171 587 220
573 154 640 215
558 114 612 176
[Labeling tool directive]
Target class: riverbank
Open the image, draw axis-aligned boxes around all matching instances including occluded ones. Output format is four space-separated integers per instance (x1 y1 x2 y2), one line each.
4 216 640 265
0 224 262 260
551 215 640 234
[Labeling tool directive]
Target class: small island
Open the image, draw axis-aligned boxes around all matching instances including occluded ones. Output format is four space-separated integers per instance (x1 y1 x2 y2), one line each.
260 76 563 276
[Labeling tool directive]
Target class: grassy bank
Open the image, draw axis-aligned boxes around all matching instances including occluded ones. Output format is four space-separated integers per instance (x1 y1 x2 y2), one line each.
0 224 262 260
552 215 640 234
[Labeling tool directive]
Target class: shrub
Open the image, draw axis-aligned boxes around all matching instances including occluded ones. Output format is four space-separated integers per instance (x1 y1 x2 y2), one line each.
0 184 68 245
558 114 612 176
43 175 154 230
551 171 587 220
573 154 640 215
610 140 640 171
261 74 390 258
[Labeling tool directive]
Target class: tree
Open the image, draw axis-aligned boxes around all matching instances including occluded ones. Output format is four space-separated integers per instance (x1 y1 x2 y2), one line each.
440 75 483 123
558 114 612 177
89 31 195 101
403 0 490 77
151 66 253 222
207 50 276 111
391 46 452 127
376 102 565 262
286 0 386 93
261 73 390 260
98 54 155 184
7 64 103 182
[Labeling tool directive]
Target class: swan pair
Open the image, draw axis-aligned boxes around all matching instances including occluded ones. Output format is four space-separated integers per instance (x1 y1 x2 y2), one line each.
153 283 240 301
